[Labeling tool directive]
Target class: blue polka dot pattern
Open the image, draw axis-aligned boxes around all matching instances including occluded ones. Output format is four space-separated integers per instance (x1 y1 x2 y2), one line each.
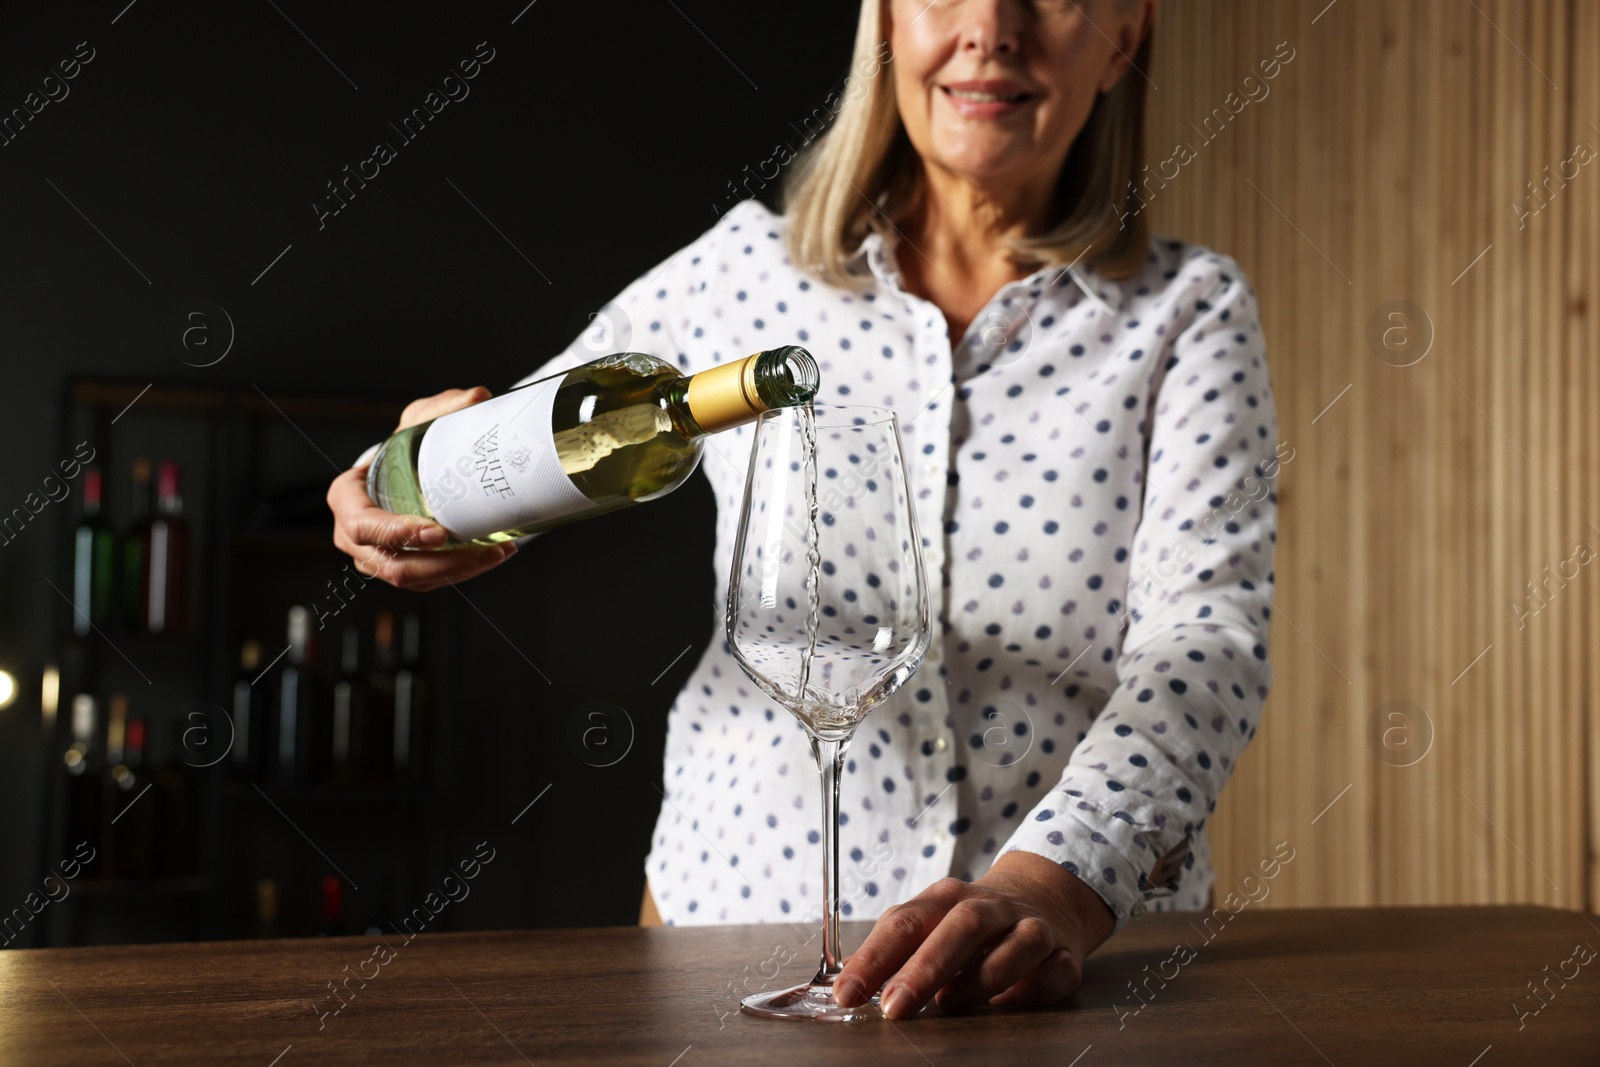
513 200 1278 930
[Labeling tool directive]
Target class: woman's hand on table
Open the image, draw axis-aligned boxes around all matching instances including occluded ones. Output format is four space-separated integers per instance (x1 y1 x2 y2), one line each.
327 386 518 592
834 850 1117 1019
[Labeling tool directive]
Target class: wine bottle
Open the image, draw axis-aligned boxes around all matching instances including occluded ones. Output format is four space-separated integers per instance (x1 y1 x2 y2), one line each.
100 695 126 870
62 694 103 875
231 640 269 781
153 745 199 878
123 459 152 630
330 626 366 786
393 612 428 786
256 878 279 938
71 468 115 635
366 612 397 788
144 460 189 633
366 347 818 546
317 875 345 936
106 701 153 879
276 606 321 786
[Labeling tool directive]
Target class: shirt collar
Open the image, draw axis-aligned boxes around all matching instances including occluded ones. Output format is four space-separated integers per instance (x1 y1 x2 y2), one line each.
849 226 1126 317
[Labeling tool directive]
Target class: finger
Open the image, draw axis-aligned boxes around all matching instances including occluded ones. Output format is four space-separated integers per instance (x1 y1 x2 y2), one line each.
405 543 522 592
398 386 491 431
933 916 1056 1013
988 947 1083 1007
351 542 513 590
328 468 449 550
345 509 449 551
353 542 515 590
834 879 966 1007
879 896 1014 1020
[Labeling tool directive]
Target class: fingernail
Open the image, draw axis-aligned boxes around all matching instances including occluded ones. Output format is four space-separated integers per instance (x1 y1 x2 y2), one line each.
417 524 447 546
499 542 518 559
835 976 862 1007
882 985 914 1019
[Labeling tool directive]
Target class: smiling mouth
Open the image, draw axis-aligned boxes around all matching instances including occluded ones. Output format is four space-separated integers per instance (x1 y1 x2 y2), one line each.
941 86 1033 104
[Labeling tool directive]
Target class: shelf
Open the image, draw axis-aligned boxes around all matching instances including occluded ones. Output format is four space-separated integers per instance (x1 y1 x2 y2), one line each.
66 876 211 900
45 374 445 946
231 530 343 554
223 783 427 806
69 378 403 424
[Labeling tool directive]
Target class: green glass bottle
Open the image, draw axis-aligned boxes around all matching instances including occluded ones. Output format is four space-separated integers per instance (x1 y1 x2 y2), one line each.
72 468 116 634
366 347 818 547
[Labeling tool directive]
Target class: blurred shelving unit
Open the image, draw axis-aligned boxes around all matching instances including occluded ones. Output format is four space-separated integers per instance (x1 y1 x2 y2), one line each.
37 377 456 945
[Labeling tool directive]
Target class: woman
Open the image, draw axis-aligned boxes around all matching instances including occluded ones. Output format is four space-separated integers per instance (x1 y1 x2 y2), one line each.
328 0 1280 1020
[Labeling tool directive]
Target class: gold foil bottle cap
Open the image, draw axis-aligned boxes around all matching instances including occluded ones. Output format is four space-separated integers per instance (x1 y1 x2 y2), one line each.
685 347 818 434
685 353 765 434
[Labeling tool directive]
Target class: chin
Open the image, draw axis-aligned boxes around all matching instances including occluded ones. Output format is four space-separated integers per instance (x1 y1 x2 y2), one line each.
928 146 1030 183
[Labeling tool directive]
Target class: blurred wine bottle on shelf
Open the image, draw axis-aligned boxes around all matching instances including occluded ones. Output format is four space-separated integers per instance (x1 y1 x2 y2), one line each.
362 897 392 938
366 612 397 788
104 698 153 879
256 878 279 939
100 697 124 868
143 460 189 633
394 612 429 786
71 468 115 635
317 875 345 936
330 626 367 786
153 720 200 877
122 459 152 631
276 606 320 786
231 640 269 782
62 694 103 876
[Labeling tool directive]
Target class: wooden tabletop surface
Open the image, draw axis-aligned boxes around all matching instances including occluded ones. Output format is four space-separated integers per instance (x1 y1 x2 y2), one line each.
4 906 1597 1065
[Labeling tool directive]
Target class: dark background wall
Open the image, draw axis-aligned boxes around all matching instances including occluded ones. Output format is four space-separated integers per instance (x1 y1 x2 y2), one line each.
0 0 859 942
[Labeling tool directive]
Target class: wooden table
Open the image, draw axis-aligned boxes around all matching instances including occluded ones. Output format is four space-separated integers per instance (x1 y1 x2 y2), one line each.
4 906 1596 1065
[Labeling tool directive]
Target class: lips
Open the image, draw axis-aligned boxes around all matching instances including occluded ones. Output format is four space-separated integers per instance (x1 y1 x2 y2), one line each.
940 79 1034 103
937 80 1036 118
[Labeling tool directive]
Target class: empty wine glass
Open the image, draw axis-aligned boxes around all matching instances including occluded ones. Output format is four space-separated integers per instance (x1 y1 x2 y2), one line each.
726 402 931 1021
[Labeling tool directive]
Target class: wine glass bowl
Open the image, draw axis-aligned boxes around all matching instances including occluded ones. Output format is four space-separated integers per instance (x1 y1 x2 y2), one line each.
728 405 930 737
724 403 932 1020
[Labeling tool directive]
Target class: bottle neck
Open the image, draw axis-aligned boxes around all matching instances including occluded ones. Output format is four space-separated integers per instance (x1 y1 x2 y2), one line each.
374 612 396 671
680 346 818 434
82 470 103 516
157 462 182 515
130 461 152 521
124 719 145 770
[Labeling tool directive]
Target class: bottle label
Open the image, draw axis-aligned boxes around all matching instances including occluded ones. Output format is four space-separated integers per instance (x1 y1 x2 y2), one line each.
415 378 592 540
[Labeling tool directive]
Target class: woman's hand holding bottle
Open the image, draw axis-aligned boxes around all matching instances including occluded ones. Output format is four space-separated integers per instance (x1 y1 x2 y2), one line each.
327 387 518 591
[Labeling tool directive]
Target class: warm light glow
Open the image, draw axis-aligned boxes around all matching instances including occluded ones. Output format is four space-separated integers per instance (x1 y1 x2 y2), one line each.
0 670 16 710
41 665 59 728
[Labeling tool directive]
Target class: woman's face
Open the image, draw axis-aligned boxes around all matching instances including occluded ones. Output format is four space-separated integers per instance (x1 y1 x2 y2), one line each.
887 0 1151 195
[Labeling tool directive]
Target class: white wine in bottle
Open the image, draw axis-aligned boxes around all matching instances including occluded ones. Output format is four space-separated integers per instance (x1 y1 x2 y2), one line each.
366 347 819 547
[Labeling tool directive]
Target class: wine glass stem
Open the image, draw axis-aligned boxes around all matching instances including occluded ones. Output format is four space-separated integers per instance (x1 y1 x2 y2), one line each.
812 735 846 980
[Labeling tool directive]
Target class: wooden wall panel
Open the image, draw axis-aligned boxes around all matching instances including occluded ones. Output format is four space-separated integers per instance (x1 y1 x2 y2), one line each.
1143 0 1598 911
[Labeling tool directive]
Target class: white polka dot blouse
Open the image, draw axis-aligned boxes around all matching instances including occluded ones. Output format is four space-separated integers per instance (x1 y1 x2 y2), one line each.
513 197 1281 931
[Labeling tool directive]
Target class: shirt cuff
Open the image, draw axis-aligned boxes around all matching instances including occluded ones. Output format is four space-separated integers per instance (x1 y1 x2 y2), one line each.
997 771 1186 933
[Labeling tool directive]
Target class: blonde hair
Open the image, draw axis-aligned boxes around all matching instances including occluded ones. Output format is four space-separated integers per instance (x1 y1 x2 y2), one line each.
781 0 1153 290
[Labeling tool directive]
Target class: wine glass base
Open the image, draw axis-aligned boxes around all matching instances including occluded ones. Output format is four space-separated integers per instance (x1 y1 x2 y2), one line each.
740 982 883 1021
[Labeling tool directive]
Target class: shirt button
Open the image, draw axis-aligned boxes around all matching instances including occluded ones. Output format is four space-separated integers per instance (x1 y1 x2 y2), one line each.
930 736 947 753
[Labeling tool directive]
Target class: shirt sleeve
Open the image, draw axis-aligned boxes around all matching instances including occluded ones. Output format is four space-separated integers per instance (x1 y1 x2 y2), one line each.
505 202 752 541
996 253 1281 932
